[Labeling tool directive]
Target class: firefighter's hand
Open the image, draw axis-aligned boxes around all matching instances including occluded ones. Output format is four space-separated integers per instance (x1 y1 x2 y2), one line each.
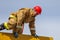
32 34 39 38
13 32 18 38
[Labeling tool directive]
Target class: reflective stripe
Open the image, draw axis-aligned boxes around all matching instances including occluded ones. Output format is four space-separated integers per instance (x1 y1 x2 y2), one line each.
30 28 35 30
9 15 16 19
4 22 9 30
17 26 23 29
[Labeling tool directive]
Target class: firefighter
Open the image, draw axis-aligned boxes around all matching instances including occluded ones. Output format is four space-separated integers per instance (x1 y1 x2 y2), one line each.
14 6 42 38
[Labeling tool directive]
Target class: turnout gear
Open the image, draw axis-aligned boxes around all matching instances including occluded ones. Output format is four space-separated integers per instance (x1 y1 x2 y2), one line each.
9 7 42 37
15 8 40 35
15 8 36 35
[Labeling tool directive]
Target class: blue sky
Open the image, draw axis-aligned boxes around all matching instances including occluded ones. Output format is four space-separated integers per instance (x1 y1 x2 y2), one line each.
0 0 60 40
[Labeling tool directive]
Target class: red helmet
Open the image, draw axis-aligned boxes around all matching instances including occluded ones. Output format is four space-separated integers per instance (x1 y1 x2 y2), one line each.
33 6 42 15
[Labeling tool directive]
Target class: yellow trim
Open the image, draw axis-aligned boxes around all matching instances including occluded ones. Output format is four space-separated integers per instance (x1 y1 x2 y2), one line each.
4 22 9 30
9 15 16 20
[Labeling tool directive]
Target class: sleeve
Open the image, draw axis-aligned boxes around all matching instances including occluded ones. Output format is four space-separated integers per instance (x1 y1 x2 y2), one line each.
29 18 36 35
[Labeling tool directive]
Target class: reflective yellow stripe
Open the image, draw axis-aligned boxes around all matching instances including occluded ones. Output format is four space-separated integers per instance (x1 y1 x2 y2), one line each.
9 15 16 19
4 22 9 30
30 28 35 30
16 26 22 28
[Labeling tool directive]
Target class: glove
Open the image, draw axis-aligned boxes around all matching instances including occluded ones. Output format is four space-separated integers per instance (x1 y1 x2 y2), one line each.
13 32 18 38
32 33 39 38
